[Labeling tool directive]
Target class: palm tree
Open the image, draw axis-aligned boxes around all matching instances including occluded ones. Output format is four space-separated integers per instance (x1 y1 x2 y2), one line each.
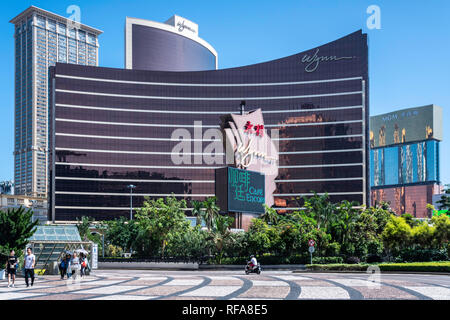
304 192 336 230
208 215 234 264
261 205 279 225
191 200 204 227
334 200 359 245
203 197 220 232
76 216 94 241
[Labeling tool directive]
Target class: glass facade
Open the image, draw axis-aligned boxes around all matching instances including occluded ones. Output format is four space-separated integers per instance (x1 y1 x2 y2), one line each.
11 7 101 198
369 105 442 218
370 140 440 188
130 22 217 71
50 30 369 221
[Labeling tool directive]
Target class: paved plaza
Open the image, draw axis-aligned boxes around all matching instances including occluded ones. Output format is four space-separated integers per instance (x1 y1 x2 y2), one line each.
1 270 449 300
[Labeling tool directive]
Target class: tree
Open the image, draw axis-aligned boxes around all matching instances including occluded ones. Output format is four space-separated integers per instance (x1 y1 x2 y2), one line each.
166 226 209 258
245 219 277 256
436 185 450 211
381 216 412 254
76 216 94 241
303 192 337 231
0 207 38 256
261 205 279 225
191 200 204 227
401 213 420 228
431 214 450 248
411 221 435 249
208 215 235 264
135 195 190 257
330 200 359 248
102 217 139 253
203 197 220 232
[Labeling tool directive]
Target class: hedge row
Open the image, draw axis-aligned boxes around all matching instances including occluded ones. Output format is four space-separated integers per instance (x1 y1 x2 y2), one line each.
305 261 450 272
378 262 450 272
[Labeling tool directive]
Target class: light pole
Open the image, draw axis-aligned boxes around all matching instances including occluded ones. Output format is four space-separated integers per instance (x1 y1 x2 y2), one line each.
91 232 105 258
127 184 136 220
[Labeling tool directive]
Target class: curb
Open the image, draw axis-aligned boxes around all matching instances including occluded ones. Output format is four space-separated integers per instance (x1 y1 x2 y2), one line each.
199 264 306 271
96 263 306 271
293 270 450 275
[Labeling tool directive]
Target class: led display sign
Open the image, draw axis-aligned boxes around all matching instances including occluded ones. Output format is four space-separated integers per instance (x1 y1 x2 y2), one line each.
215 167 265 214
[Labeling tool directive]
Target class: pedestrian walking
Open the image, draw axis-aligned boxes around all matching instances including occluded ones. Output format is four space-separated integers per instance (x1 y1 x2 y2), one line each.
59 255 69 280
80 253 90 277
5 250 18 288
66 254 72 279
24 247 35 287
70 252 81 281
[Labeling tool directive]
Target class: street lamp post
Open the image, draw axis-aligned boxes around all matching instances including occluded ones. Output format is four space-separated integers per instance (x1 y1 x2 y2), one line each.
127 184 136 220
91 232 105 258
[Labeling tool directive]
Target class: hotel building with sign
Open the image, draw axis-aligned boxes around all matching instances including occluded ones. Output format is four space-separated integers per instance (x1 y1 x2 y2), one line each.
125 15 218 71
370 105 443 218
49 30 369 222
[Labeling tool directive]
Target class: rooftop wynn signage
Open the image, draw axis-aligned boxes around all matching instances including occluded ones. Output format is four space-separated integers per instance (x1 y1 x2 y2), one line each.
177 20 197 35
301 48 355 72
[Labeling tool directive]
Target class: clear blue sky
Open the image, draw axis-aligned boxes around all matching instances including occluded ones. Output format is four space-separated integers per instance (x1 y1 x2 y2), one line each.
1 0 449 185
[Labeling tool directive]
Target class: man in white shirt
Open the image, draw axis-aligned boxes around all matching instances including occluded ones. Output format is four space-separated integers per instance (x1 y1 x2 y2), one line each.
24 247 35 287
249 255 258 270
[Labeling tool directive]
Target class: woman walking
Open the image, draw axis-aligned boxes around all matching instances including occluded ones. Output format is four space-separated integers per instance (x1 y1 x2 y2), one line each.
70 252 81 281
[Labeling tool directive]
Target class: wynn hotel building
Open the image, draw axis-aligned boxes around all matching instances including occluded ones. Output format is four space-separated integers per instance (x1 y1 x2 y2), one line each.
49 30 369 222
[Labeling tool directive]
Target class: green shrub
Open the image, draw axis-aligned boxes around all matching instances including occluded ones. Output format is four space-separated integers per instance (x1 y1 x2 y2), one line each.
312 256 344 264
305 262 450 273
106 244 123 257
346 256 361 264
379 262 450 272
325 242 341 256
306 264 369 271
214 254 309 265
366 254 383 263
396 248 448 262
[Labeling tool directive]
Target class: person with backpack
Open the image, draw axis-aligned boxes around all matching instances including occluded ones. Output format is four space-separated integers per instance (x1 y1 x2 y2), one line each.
59 255 69 280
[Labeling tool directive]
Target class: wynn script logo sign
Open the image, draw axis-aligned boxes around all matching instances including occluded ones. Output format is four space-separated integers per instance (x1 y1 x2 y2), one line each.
301 48 354 72
177 20 196 34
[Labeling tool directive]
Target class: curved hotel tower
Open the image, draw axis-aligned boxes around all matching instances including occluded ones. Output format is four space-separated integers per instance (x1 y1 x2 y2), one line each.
49 30 369 222
125 15 218 71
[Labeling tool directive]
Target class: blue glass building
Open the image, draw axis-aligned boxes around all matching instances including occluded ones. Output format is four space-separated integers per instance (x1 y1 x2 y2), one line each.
370 105 443 217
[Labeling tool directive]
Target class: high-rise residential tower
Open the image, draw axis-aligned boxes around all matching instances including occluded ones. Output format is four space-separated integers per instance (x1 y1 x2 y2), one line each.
10 6 102 197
